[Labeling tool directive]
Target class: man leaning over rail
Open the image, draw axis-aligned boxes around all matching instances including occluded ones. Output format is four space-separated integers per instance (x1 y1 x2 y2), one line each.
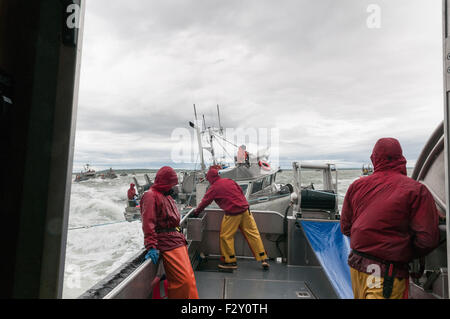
140 166 199 299
341 138 440 299
192 167 270 270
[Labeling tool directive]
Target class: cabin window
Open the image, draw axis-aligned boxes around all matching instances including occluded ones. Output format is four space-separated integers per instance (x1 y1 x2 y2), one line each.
251 179 264 194
262 175 272 188
239 184 249 195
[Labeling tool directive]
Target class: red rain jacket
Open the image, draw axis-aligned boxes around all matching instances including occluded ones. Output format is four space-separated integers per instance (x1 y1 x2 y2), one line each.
127 183 136 200
341 138 440 278
196 168 249 215
140 167 187 252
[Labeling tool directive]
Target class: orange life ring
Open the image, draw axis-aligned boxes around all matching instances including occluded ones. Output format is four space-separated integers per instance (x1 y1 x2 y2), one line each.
258 160 271 171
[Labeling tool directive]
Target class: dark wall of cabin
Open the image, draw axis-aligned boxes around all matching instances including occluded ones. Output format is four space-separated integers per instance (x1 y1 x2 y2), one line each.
0 0 81 298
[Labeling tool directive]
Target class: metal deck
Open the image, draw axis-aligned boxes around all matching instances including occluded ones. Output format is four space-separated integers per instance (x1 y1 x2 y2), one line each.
194 257 338 299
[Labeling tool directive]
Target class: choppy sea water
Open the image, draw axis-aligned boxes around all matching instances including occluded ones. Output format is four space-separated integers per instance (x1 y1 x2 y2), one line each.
62 168 411 298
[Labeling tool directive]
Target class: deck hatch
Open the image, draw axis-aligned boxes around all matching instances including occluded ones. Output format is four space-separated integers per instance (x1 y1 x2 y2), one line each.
224 279 315 299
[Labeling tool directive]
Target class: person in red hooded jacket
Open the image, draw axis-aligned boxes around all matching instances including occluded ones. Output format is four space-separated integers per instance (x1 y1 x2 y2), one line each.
127 183 136 200
341 138 440 299
193 167 269 270
127 183 138 206
140 166 198 299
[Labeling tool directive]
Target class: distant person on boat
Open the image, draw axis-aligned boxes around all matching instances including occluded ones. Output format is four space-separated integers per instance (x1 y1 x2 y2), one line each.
192 167 269 270
341 138 440 299
140 166 198 299
127 183 138 206
236 145 250 166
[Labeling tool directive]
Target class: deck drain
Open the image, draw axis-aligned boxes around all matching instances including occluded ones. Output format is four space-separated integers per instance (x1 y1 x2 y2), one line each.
295 291 311 298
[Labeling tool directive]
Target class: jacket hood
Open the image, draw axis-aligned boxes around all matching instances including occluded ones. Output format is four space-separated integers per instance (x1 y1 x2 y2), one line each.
151 166 179 193
130 183 135 187
370 138 407 175
206 168 220 184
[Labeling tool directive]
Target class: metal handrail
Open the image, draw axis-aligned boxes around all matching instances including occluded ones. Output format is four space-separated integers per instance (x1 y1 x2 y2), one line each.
180 207 196 227
103 258 156 299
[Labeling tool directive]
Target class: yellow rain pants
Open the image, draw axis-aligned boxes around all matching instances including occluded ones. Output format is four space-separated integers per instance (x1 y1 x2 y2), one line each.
219 210 268 263
350 267 409 299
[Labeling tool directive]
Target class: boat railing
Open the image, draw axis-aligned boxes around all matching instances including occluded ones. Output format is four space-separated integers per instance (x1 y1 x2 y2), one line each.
80 205 342 299
291 162 339 219
103 256 157 299
180 207 196 226
78 248 157 299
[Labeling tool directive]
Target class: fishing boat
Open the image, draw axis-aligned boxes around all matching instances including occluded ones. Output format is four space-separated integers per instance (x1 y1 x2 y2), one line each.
361 164 373 176
79 121 450 300
123 106 334 222
74 164 97 182
100 168 118 179
81 160 344 299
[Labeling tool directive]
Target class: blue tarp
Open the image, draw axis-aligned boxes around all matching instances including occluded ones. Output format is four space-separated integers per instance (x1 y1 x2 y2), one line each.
300 220 353 299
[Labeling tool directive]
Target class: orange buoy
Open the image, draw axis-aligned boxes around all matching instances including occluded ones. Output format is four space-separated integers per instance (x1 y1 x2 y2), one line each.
258 160 271 171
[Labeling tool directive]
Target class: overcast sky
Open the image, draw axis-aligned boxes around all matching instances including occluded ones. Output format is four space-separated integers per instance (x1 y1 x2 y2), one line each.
73 0 444 171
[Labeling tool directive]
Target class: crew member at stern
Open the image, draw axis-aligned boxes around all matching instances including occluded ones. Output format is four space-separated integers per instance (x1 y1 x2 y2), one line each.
341 138 440 299
140 166 198 299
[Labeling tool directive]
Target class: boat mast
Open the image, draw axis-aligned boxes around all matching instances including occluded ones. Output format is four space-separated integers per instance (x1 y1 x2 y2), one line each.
190 104 228 169
217 104 224 135
208 125 217 166
203 114 217 166
193 104 206 171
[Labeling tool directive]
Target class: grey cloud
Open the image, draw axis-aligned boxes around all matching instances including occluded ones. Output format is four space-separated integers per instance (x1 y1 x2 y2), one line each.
74 0 444 170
